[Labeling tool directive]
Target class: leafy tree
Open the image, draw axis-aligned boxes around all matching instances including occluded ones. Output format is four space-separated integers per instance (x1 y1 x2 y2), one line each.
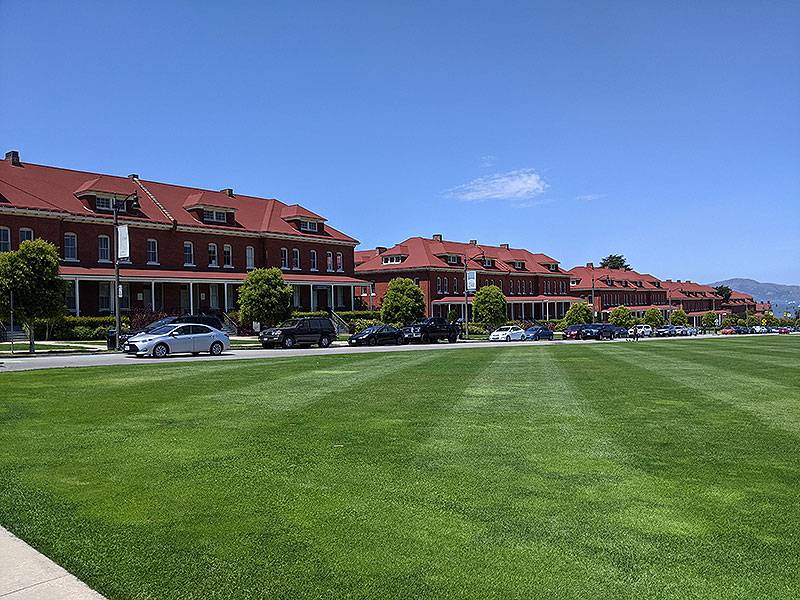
381 278 425 325
237 267 293 328
599 254 631 270
447 307 461 323
608 305 634 329
714 285 732 302
0 239 66 353
557 302 593 330
473 285 507 330
736 318 746 326
701 312 717 331
643 308 665 328
721 316 737 328
744 312 759 327
670 308 688 326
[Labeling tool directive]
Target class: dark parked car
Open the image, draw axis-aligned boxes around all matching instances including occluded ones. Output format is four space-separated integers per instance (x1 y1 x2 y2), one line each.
348 325 404 346
655 325 678 337
109 314 224 348
259 317 336 349
524 325 554 341
563 324 588 340
402 318 460 343
607 325 628 338
579 324 614 340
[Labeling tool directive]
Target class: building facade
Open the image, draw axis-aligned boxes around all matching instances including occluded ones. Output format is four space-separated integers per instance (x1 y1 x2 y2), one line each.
567 265 672 320
355 235 581 320
0 151 366 317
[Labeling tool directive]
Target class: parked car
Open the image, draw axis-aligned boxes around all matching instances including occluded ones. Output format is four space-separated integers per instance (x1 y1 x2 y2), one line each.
563 324 589 339
606 325 628 338
111 314 224 348
720 326 737 335
524 325 554 341
628 324 653 337
259 317 336 349
776 326 792 334
348 324 403 346
655 325 678 337
579 324 613 340
489 325 526 341
682 326 698 336
124 323 229 358
402 318 460 343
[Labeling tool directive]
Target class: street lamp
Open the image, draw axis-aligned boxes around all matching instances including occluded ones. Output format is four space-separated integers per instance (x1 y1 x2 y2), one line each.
113 191 140 350
462 249 485 338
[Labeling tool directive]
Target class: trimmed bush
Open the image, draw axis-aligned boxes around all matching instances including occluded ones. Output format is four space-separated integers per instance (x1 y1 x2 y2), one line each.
34 316 127 340
72 326 96 340
349 318 384 334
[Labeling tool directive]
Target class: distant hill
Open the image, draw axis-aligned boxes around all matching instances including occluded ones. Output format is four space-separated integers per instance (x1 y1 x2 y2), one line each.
710 278 800 318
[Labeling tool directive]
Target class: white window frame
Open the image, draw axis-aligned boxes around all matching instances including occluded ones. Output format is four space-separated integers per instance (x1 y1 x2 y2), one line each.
326 251 333 272
280 248 289 270
183 241 195 267
437 277 442 294
208 243 219 267
0 227 9 253
310 250 318 271
19 228 34 243
203 209 228 224
223 244 233 268
63 232 78 261
292 248 300 270
446 255 459 265
382 255 403 265
299 220 319 232
147 239 159 265
209 284 219 309
336 252 343 272
98 282 111 312
443 277 448 293
98 235 110 263
246 245 255 270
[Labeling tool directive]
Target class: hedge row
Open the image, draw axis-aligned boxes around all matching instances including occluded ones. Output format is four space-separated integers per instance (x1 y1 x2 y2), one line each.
33 316 129 341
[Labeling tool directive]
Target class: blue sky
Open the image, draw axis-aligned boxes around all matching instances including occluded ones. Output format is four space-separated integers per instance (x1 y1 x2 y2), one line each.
2 1 798 283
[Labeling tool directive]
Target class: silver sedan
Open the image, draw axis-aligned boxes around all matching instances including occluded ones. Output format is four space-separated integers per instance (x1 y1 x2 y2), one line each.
124 323 230 358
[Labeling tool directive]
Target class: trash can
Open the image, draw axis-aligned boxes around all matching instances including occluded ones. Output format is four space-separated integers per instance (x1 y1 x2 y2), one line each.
106 329 117 350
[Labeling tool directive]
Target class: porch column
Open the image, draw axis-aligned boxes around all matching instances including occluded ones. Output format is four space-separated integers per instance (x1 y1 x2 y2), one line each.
330 284 334 311
75 279 81 316
351 285 355 310
189 282 194 315
310 284 316 311
223 283 229 312
151 281 156 311
545 302 550 320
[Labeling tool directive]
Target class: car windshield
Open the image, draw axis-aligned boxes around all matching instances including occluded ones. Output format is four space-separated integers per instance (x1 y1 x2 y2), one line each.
496 327 511 331
277 319 300 328
525 327 540 332
361 326 382 333
149 325 177 335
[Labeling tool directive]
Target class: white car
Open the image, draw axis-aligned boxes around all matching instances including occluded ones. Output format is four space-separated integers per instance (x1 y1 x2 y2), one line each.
628 324 653 337
489 325 526 341
124 323 230 358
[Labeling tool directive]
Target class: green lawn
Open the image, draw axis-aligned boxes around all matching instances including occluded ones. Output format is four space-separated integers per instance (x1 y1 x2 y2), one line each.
1 337 798 599
0 342 102 354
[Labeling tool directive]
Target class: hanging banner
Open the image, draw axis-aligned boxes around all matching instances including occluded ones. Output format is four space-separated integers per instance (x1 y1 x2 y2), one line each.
117 224 130 259
466 270 477 292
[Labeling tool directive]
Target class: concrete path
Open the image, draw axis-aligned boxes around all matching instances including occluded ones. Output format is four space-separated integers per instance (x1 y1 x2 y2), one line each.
0 527 104 599
0 333 778 373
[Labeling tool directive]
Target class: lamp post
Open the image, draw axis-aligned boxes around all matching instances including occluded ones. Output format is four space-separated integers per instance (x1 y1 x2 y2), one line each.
113 192 140 350
462 249 485 338
588 262 596 322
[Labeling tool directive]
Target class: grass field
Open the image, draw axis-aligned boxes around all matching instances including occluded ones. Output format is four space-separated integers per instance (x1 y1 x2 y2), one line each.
1 336 798 599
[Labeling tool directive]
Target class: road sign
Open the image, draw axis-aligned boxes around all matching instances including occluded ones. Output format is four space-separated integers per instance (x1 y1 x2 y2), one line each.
466 270 477 292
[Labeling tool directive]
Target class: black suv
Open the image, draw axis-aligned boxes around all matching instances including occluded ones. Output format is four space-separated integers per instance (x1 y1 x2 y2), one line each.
260 317 337 349
402 317 461 343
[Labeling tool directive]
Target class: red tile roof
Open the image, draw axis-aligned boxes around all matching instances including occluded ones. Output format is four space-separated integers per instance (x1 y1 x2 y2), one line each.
568 266 662 290
0 159 356 243
356 236 565 275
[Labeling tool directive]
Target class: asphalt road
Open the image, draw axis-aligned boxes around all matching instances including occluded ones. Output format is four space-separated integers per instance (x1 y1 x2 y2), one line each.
0 333 762 373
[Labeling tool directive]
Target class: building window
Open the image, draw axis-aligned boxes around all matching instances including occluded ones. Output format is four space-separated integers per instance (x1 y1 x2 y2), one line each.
98 235 110 262
19 228 34 243
95 196 112 211
203 210 228 224
414 278 420 286
280 248 289 269
210 284 219 309
246 246 255 270
443 277 448 293
0 227 10 253
147 239 158 264
310 250 318 271
292 248 300 270
437 277 442 293
446 255 459 265
336 252 343 272
184 242 195 266
65 281 77 313
326 251 333 272
299 220 318 232
63 233 78 261
223 244 232 267
483 258 495 268
382 255 403 264
99 282 111 312
208 243 218 266
453 278 458 294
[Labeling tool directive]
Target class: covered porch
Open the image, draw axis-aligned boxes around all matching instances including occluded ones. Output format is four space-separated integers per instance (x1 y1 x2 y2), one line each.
432 295 582 322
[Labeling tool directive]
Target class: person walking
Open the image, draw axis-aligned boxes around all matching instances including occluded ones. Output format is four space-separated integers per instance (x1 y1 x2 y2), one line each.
632 326 640 342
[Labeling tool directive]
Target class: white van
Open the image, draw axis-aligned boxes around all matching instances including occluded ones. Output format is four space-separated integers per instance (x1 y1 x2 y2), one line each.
628 324 653 337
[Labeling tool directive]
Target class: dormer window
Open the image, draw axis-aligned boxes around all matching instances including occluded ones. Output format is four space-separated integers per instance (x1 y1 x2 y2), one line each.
95 196 113 212
446 255 460 265
513 261 525 270
203 210 228 224
547 264 558 272
483 258 495 268
382 255 404 265
299 220 319 232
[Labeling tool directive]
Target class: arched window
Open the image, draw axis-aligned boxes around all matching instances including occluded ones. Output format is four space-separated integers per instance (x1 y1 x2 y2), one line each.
326 251 333 272
183 241 194 266
336 252 343 272
0 227 10 253
280 248 289 269
246 246 255 270
223 244 232 267
443 277 448 293
208 243 218 267
310 250 318 271
292 248 300 269
96 236 109 265
147 239 158 264
437 277 442 293
63 232 78 261
453 278 458 294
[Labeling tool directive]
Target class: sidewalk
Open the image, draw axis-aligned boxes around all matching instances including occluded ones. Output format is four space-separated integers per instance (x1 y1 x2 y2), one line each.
0 526 105 599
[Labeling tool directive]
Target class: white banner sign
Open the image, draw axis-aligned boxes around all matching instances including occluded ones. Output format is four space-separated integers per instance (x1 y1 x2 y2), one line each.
116 224 130 259
466 270 477 292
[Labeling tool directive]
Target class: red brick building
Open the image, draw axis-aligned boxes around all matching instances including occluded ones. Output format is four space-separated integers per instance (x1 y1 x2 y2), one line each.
659 279 726 323
0 151 366 317
567 265 672 320
355 235 581 320
723 290 758 315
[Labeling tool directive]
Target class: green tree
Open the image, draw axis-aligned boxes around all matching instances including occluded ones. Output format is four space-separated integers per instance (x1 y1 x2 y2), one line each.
557 302 593 330
381 278 425 325
608 305 634 329
446 307 461 323
473 285 507 329
744 312 759 327
237 268 294 328
644 308 665 328
670 308 688 326
0 239 66 353
714 285 732 302
701 312 717 331
599 254 631 270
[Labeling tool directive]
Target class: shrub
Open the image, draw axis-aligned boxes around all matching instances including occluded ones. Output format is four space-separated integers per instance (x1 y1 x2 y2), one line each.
644 308 665 328
349 319 384 334
238 268 294 328
473 285 506 330
34 316 125 340
557 303 592 330
670 308 688 326
93 326 108 339
701 312 717 331
609 305 634 329
463 322 487 335
72 326 96 340
381 278 425 325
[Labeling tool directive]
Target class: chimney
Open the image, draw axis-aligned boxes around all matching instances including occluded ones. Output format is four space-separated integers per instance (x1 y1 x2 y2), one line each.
469 239 477 245
586 262 594 268
432 233 442 242
500 243 509 249
5 150 20 166
128 173 139 179
376 246 387 254
220 188 234 197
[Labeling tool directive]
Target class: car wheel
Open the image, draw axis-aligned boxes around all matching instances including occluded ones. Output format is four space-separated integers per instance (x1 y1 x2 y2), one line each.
210 341 223 356
153 343 169 359
505 335 511 342
398 336 408 345
534 334 540 341
421 334 430 344
448 335 457 343
368 337 377 346
282 336 295 349
319 335 332 348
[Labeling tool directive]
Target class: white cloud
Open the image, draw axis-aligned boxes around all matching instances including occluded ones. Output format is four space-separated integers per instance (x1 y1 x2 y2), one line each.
576 193 605 202
480 155 497 167
446 169 548 202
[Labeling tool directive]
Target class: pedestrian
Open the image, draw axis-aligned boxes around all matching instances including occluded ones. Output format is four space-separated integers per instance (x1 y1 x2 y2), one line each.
633 327 640 342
